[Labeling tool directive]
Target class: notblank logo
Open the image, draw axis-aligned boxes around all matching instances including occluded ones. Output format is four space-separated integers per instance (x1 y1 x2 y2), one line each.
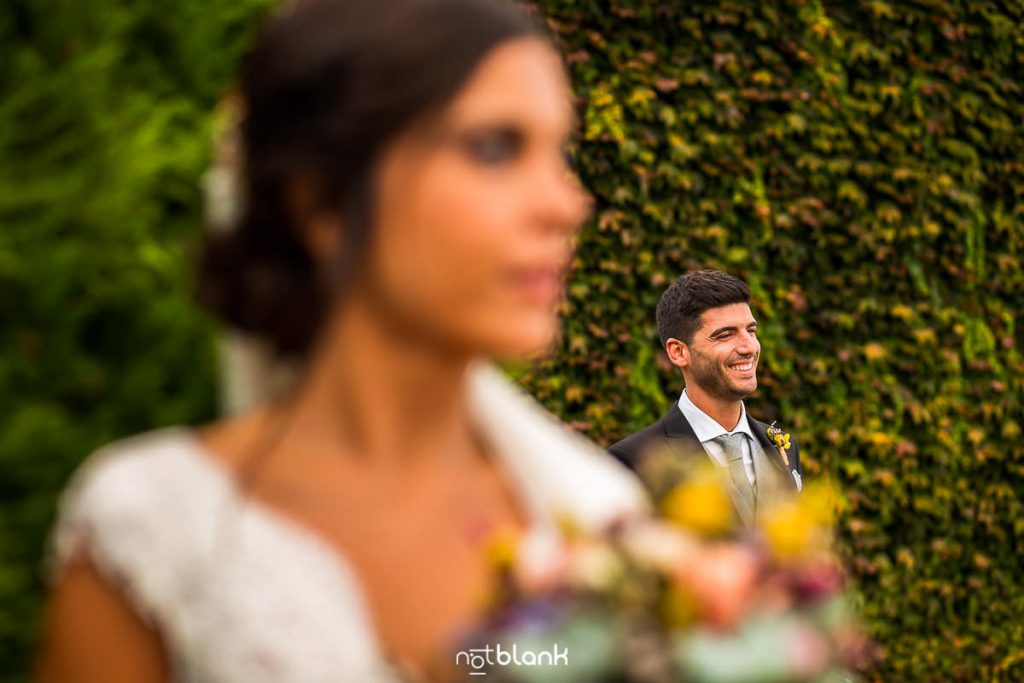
455 643 569 676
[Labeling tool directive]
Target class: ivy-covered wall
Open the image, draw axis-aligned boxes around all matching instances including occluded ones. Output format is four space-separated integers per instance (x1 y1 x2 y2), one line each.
520 1 1024 680
1 0 1022 681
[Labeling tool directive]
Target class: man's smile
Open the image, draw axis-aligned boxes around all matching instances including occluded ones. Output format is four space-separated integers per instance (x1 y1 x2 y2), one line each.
726 359 757 379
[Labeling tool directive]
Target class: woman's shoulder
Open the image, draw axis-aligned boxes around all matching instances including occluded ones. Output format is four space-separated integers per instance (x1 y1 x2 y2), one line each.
55 428 220 527
49 428 228 603
469 364 650 532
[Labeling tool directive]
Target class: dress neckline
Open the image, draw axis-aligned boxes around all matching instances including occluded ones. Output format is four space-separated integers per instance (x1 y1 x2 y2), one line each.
172 428 447 681
52 364 646 682
168 377 555 681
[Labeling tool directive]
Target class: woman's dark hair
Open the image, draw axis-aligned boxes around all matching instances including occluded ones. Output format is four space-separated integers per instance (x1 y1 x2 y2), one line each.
656 270 752 346
197 0 542 359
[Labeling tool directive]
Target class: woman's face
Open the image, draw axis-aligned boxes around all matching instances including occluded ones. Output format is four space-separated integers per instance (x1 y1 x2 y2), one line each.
353 38 589 359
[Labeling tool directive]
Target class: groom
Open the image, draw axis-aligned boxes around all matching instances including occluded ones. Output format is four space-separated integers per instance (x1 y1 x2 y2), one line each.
609 270 803 525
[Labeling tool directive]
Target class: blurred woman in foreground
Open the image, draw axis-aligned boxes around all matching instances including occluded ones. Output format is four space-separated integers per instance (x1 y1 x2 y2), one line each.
35 0 647 681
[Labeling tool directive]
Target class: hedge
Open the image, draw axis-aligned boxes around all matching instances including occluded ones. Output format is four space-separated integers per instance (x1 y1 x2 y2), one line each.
1 0 1022 680
0 0 269 679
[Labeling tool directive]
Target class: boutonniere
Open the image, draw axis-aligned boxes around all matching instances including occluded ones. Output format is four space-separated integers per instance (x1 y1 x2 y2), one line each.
766 421 792 468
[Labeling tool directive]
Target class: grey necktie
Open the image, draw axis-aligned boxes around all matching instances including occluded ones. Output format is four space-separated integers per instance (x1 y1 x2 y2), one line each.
713 433 756 527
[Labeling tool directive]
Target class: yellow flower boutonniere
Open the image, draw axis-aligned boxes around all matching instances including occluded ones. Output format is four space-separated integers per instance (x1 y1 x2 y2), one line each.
766 421 792 467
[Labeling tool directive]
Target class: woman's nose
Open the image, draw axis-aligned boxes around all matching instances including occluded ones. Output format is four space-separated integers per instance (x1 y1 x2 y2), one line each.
535 163 591 234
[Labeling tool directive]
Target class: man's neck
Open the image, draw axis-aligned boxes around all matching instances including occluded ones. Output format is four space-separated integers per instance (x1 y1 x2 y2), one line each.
684 383 743 432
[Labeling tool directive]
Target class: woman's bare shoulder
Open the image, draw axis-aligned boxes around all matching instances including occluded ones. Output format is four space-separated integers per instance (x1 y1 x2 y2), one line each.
35 560 168 683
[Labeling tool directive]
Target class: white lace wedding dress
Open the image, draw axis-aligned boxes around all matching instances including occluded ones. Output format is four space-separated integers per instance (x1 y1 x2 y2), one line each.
50 364 648 682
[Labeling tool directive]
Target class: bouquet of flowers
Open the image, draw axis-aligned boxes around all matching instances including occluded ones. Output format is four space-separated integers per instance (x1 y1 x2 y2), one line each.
457 454 871 682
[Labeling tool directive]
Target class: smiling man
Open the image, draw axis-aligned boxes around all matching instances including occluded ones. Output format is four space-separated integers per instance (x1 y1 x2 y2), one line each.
609 270 802 525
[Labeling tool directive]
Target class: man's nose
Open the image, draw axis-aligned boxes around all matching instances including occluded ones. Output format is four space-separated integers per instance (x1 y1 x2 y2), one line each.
736 333 758 355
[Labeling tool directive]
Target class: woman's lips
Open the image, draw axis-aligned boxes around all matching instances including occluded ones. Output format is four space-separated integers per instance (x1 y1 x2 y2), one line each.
508 267 565 305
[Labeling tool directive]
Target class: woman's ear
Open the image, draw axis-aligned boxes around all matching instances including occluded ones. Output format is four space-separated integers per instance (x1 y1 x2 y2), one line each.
665 338 690 370
286 176 343 266
303 212 343 267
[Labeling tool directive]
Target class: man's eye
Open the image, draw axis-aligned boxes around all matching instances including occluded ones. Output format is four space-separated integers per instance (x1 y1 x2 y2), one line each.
463 129 523 165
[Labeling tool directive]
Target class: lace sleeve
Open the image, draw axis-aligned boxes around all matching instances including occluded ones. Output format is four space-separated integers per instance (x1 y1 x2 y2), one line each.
46 430 405 683
48 431 218 628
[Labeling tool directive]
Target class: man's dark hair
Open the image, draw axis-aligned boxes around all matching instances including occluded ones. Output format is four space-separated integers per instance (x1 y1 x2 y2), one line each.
656 270 751 346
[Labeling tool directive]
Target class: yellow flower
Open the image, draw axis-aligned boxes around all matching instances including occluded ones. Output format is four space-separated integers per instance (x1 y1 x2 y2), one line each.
891 304 914 319
661 470 735 536
760 500 817 558
759 482 840 559
863 342 887 361
483 527 522 570
767 423 792 466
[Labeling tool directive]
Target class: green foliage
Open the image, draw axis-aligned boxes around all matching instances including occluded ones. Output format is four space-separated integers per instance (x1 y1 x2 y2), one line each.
0 0 269 678
517 1 1024 680
1 0 1022 681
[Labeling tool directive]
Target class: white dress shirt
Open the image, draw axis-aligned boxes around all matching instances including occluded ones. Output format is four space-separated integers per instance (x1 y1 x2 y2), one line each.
677 389 757 487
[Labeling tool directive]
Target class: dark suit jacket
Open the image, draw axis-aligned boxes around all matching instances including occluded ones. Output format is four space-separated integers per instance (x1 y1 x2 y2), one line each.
608 404 802 492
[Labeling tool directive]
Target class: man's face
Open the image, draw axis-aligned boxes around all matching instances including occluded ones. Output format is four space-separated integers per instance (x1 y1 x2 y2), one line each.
684 303 760 401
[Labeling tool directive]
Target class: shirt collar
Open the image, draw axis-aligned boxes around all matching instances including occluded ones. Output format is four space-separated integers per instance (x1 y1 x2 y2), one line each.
677 389 755 444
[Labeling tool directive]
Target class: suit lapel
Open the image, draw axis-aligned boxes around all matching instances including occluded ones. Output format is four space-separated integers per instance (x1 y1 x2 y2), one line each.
660 404 705 461
749 418 797 491
656 405 799 496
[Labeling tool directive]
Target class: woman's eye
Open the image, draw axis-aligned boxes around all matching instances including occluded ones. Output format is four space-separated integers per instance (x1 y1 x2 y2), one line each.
561 148 576 171
463 129 523 165
562 140 578 168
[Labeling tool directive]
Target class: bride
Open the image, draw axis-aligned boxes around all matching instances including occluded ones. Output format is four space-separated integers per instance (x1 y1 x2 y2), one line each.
34 0 648 680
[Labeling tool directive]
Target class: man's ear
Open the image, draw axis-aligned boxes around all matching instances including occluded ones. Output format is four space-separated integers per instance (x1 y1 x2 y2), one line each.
665 338 690 370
